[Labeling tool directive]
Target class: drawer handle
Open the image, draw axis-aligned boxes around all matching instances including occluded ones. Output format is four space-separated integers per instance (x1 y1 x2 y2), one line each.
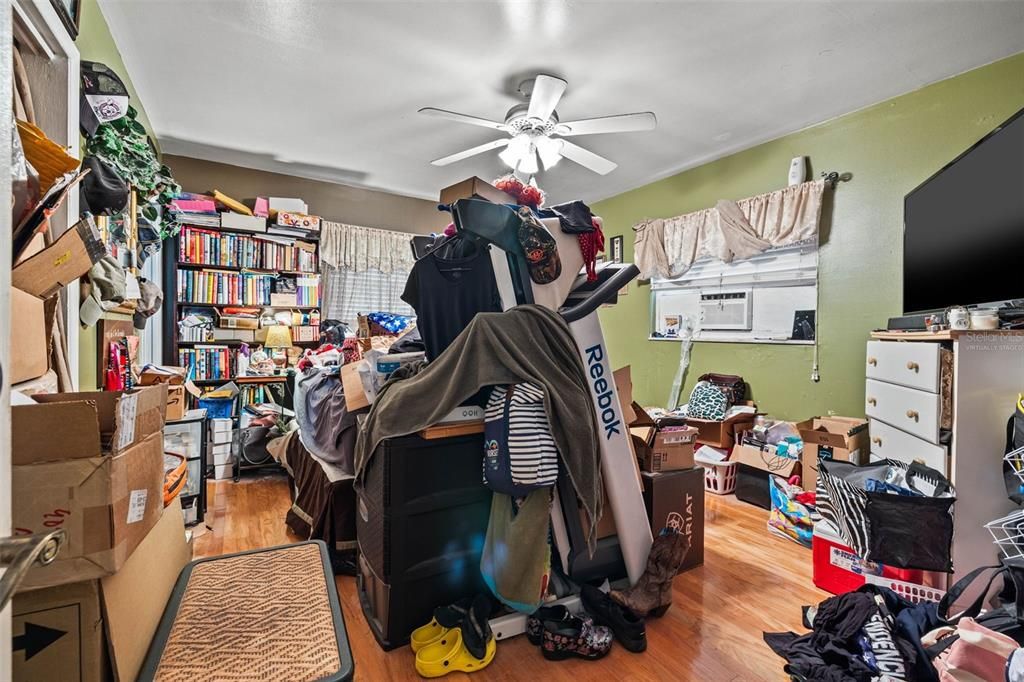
906 361 920 372
906 410 920 421
867 357 878 366
871 437 883 446
867 397 877 406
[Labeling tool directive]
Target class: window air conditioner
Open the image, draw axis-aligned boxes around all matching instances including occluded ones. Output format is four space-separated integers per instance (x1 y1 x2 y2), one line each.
700 290 753 330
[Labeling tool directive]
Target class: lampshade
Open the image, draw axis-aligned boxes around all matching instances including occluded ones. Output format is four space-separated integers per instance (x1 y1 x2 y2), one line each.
263 325 293 349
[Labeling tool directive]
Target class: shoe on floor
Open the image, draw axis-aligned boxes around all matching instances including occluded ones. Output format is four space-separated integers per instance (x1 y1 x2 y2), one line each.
410 597 473 652
611 528 690 618
526 605 573 645
540 615 613 661
415 627 497 678
580 584 647 653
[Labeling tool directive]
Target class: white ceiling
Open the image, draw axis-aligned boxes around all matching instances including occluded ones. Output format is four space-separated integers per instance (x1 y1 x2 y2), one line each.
100 0 1024 204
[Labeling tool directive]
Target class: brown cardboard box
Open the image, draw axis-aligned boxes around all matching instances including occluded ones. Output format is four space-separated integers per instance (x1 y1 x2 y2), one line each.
641 468 705 573
797 416 869 491
9 286 49 384
687 404 757 449
732 437 801 509
641 426 699 473
139 366 188 421
12 216 104 299
12 385 168 589
102 496 191 682
270 292 297 307
439 176 518 205
13 580 108 682
342 361 370 410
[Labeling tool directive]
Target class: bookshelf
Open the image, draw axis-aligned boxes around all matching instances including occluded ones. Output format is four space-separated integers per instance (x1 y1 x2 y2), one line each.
162 218 322 411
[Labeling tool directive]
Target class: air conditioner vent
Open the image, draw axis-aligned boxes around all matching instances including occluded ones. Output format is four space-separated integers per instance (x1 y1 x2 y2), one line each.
700 290 752 330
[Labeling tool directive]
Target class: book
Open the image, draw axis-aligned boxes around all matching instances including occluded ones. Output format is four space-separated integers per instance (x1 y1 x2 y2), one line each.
267 224 317 239
212 190 252 215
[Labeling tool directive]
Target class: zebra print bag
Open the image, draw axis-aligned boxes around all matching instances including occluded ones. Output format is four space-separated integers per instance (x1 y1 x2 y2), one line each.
818 458 955 572
483 383 559 496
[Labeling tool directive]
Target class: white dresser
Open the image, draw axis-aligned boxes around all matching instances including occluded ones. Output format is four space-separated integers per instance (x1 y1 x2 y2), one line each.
865 330 1024 584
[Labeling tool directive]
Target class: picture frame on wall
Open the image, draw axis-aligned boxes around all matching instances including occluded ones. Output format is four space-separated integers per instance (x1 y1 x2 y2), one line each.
50 0 81 39
610 235 624 263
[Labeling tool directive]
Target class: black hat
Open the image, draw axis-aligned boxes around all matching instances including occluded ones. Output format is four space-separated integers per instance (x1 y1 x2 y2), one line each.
79 155 129 215
80 61 129 137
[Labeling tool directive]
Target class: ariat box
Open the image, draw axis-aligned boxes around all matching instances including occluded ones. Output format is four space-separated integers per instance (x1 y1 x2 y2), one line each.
641 468 705 573
12 385 167 590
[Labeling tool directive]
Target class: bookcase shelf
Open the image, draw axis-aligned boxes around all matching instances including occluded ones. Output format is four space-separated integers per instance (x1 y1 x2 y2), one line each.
163 221 322 413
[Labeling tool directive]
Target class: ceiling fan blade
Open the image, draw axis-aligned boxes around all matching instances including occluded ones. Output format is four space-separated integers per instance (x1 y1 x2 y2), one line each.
419 107 508 131
430 138 509 166
526 75 567 122
558 140 618 175
556 112 657 137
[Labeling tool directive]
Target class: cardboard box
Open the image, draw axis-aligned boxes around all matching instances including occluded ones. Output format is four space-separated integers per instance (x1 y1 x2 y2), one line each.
165 385 187 421
270 292 297 307
342 361 371 410
9 286 49 384
13 580 108 682
12 385 168 589
220 211 267 233
640 426 698 473
641 468 705 573
276 211 321 231
218 314 259 330
101 495 191 682
12 216 104 299
797 416 869 492
439 176 519 205
139 366 188 422
687 405 757 449
292 325 317 342
732 437 801 510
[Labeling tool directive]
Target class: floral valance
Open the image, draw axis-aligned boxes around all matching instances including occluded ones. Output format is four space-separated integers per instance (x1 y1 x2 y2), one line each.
320 221 417 274
633 179 826 279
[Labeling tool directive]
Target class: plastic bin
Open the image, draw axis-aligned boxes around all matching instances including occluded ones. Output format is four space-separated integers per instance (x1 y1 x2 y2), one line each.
702 460 737 495
198 397 234 419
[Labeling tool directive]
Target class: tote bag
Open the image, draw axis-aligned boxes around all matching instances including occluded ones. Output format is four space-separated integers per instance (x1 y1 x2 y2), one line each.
818 458 955 572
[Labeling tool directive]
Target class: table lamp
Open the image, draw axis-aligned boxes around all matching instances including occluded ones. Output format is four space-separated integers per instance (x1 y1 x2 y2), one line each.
264 325 293 370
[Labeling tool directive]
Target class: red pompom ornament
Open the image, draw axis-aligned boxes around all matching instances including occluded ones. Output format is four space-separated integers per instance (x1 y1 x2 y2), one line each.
493 174 545 209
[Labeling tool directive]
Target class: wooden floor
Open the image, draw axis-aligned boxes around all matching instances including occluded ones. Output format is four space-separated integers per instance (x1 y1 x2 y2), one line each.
194 474 825 681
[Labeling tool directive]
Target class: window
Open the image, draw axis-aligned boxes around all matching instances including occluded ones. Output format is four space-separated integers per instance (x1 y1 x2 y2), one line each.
650 242 817 344
321 263 413 330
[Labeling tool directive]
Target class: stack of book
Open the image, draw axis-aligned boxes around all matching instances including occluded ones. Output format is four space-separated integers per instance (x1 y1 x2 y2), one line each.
177 227 319 273
171 195 220 228
295 275 321 307
177 269 274 306
178 345 234 381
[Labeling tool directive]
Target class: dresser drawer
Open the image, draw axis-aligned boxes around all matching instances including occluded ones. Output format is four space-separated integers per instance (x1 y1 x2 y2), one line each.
865 378 942 444
868 418 947 474
866 340 943 393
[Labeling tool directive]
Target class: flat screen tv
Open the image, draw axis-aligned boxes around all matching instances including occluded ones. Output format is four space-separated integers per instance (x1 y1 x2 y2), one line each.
903 106 1024 314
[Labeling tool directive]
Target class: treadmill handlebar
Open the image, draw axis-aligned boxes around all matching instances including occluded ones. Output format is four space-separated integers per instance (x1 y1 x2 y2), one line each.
560 264 640 323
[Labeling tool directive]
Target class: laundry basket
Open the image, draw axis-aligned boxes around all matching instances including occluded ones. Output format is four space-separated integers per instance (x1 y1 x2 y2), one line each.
702 460 737 495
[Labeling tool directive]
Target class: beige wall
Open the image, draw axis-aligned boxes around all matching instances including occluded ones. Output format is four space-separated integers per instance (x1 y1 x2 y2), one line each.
164 155 448 234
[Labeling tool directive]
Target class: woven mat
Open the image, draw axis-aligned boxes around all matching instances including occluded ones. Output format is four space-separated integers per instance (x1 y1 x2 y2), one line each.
154 543 341 681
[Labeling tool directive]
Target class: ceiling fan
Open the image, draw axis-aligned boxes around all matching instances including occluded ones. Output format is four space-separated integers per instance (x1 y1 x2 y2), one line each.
419 74 656 176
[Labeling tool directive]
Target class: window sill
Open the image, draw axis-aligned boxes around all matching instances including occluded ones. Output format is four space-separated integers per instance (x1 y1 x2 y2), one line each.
648 336 814 346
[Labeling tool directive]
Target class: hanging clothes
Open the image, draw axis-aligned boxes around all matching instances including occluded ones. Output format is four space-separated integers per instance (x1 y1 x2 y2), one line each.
401 244 502 361
354 305 604 550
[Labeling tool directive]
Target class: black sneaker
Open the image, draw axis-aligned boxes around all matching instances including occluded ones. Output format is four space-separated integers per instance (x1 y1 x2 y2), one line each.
581 584 647 653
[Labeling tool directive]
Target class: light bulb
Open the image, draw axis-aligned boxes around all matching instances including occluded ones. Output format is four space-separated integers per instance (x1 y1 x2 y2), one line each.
535 136 562 170
498 146 520 169
517 148 539 175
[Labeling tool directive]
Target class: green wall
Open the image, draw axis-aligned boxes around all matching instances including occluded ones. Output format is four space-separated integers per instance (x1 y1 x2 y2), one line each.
75 0 157 389
594 52 1024 420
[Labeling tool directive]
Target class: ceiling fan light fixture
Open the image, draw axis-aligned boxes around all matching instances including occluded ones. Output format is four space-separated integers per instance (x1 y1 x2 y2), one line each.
498 145 520 169
517 148 539 174
535 136 562 170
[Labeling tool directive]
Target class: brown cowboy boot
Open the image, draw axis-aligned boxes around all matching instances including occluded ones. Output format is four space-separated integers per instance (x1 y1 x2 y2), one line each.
610 530 690 618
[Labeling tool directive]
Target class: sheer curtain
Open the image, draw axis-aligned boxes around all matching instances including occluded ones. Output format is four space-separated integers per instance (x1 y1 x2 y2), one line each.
319 221 417 328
